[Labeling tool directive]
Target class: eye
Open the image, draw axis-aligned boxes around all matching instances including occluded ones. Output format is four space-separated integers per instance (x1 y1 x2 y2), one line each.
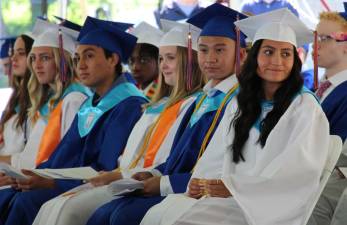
199 48 208 54
263 49 273 56
29 55 36 62
73 56 80 66
86 53 94 59
281 52 291 57
41 55 51 61
158 56 163 63
216 48 225 53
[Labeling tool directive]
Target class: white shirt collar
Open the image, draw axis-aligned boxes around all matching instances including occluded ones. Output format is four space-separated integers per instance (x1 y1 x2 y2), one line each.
327 69 347 87
203 74 238 97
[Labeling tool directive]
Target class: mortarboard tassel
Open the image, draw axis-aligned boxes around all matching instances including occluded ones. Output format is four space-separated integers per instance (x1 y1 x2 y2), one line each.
313 31 319 91
187 26 193 91
8 43 13 78
235 14 241 77
58 28 68 83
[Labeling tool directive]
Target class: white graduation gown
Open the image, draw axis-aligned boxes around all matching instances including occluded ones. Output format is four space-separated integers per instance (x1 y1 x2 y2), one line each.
0 115 32 156
32 96 196 225
141 92 330 225
10 92 87 169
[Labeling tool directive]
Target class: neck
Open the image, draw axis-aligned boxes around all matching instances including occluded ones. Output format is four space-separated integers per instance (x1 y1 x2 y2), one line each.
137 79 153 90
324 62 347 79
95 75 116 97
263 81 281 100
176 0 197 6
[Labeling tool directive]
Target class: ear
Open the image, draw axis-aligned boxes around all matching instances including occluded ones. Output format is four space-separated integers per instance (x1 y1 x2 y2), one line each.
239 48 247 65
108 53 120 67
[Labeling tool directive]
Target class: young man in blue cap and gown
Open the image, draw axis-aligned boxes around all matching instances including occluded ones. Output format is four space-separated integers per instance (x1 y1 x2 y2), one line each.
308 3 347 225
0 16 148 225
85 3 248 225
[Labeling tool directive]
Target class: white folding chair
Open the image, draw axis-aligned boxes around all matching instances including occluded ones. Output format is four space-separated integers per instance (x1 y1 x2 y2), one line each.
302 135 343 225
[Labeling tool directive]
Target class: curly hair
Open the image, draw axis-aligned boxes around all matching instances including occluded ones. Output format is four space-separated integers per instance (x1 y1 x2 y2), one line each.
231 39 303 163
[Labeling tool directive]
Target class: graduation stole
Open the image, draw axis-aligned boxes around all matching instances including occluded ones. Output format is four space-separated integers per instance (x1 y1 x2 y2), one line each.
128 99 185 169
191 83 239 172
35 83 91 165
77 82 146 138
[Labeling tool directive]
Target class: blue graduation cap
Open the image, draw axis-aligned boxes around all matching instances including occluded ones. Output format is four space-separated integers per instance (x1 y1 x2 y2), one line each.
77 16 137 63
339 2 347 21
0 37 16 59
187 3 248 47
54 16 82 32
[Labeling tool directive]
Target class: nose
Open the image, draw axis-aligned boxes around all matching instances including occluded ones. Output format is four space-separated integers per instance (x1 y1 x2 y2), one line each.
205 51 217 64
77 57 87 71
271 52 282 65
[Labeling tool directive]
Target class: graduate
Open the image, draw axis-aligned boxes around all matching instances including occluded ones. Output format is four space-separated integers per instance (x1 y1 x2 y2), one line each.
308 3 347 225
85 3 248 225
32 19 205 225
141 8 331 225
0 18 89 171
128 22 162 100
0 16 147 225
0 34 33 156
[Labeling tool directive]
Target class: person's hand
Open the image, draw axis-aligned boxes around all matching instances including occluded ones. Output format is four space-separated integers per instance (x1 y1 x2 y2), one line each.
16 169 55 191
188 178 204 199
0 172 16 187
131 171 153 181
141 176 161 196
88 170 122 187
204 179 231 198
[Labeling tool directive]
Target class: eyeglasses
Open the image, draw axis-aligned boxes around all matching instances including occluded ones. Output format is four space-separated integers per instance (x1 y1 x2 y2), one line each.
317 34 335 43
317 32 347 43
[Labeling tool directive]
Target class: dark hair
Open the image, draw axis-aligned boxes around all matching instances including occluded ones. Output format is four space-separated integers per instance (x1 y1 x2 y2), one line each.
0 34 34 131
137 43 159 60
231 39 303 163
103 48 123 76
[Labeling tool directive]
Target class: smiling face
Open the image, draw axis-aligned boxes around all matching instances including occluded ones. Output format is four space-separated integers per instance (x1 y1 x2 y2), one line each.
29 46 57 84
256 39 294 86
158 46 178 86
11 37 28 77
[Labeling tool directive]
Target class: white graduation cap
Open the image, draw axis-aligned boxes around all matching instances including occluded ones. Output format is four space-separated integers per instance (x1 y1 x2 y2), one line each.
31 18 79 55
234 8 313 47
129 22 163 47
159 19 201 51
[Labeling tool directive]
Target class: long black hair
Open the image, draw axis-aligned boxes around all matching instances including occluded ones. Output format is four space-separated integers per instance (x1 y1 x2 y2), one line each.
231 39 303 163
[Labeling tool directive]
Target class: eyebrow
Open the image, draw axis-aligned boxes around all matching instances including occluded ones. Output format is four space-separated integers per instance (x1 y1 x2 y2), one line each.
261 45 293 51
199 43 227 48
15 48 26 52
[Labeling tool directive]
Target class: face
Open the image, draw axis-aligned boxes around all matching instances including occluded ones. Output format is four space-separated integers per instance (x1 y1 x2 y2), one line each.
158 46 178 86
128 45 158 87
29 47 57 84
257 40 294 85
315 19 346 69
74 45 118 88
0 57 11 76
198 36 236 83
11 37 28 77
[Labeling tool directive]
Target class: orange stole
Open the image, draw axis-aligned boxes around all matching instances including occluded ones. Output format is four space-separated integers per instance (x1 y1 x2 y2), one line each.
142 100 184 168
35 101 63 165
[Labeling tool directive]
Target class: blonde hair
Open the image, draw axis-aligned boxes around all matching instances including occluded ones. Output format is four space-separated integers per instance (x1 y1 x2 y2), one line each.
319 12 347 31
149 46 206 108
27 47 75 121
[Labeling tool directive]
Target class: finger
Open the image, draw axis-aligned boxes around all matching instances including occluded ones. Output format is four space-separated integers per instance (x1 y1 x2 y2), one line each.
206 179 221 185
21 169 36 177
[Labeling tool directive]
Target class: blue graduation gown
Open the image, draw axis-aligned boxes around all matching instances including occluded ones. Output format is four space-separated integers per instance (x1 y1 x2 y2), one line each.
86 90 238 225
0 79 147 225
321 80 347 141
